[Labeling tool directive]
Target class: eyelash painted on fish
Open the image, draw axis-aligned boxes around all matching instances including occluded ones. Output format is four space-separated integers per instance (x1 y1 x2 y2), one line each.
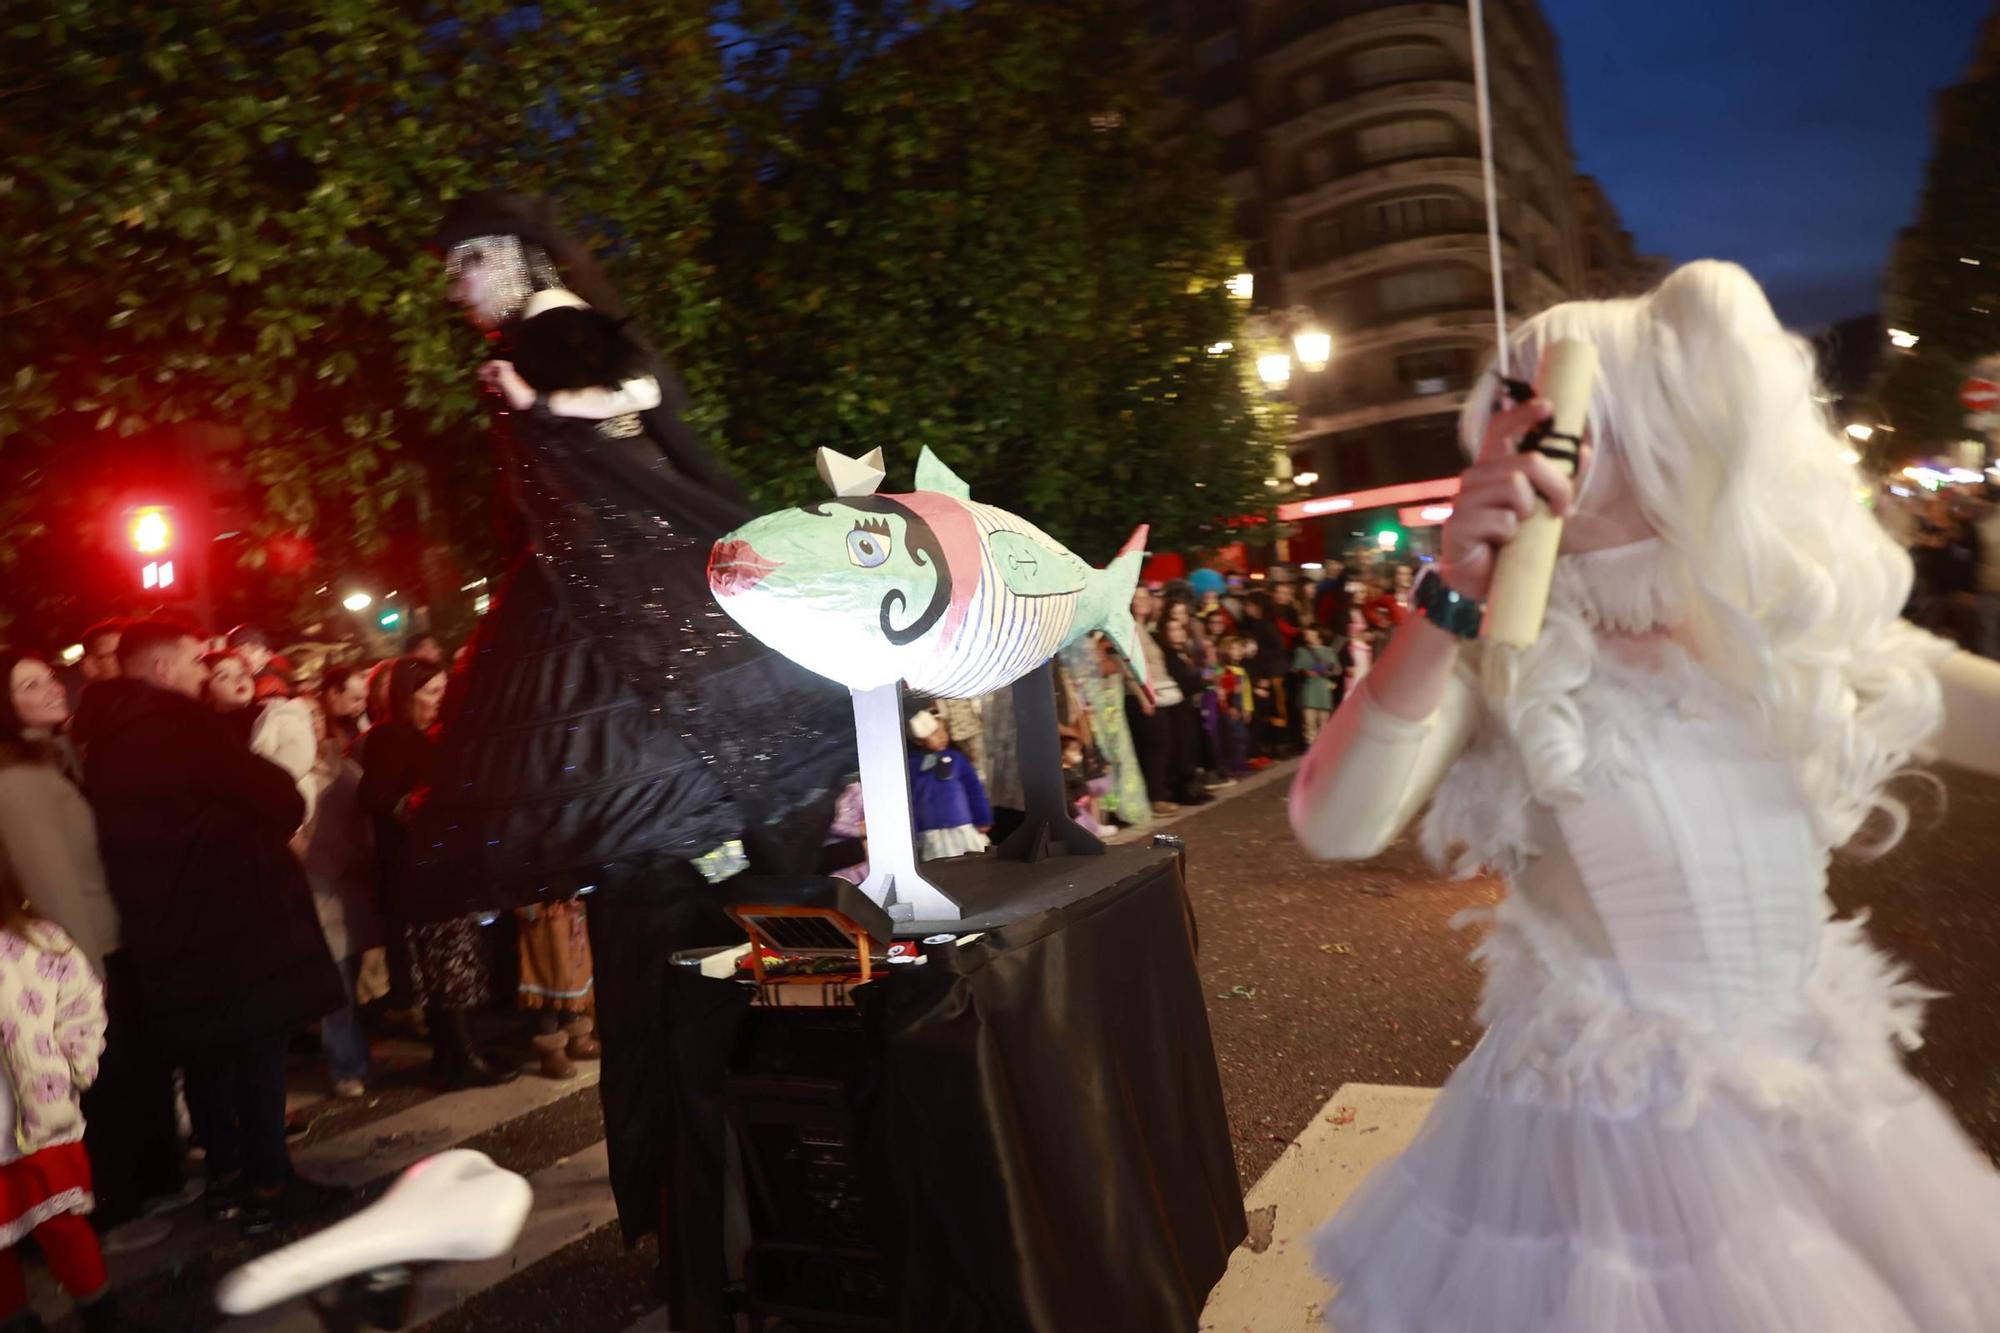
851 517 891 537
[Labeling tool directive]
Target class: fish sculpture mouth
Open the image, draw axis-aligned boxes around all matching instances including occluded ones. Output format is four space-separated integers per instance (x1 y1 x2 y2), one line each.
708 539 780 597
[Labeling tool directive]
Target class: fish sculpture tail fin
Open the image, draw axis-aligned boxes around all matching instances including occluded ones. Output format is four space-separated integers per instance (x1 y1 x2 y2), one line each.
1088 525 1152 697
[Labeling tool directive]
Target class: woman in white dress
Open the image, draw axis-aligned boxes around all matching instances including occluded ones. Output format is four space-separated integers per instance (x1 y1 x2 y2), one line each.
1290 259 2000 1332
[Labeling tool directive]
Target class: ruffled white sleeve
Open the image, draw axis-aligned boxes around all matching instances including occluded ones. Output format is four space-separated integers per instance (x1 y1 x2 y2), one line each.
1289 673 1478 861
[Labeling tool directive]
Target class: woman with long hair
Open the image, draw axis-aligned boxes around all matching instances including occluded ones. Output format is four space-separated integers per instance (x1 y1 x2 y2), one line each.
358 659 514 1091
0 651 178 1242
1291 261 2000 1331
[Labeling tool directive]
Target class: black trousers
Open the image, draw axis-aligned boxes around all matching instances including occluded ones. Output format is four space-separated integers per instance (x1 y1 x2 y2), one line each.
183 1032 291 1193
81 950 184 1227
1125 696 1171 803
1163 701 1204 803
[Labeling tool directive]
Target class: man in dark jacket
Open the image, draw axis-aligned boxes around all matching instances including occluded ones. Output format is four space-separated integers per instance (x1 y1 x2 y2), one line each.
72 618 344 1233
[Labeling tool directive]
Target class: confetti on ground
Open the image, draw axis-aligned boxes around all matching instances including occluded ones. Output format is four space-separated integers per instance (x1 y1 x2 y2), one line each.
1216 985 1258 1000
1319 942 1353 956
1329 1106 1357 1126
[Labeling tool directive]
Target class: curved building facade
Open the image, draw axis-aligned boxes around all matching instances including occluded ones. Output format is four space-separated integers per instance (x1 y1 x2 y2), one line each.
1161 0 1656 526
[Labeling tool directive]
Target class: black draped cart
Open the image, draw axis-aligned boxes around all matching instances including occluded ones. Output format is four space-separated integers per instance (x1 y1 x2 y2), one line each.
656 844 1245 1333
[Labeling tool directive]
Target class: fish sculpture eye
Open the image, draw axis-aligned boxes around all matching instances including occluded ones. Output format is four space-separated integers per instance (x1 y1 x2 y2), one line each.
846 521 893 568
803 496 952 646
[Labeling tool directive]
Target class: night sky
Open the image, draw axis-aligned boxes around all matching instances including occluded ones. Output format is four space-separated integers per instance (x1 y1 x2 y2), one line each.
1539 0 1991 330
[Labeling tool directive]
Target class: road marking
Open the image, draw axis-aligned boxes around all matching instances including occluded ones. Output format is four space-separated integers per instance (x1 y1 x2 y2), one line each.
298 1065 601 1188
403 1140 616 1327
1198 1082 1436 1333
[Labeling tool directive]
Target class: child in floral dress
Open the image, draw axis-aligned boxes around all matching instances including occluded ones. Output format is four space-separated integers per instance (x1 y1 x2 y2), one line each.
0 856 117 1331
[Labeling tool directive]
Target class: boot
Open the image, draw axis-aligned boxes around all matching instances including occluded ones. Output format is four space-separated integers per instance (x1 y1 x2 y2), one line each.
532 1032 577 1080
562 1015 602 1060
434 1009 518 1091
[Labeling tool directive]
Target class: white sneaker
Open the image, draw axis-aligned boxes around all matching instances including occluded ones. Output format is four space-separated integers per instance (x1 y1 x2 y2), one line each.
332 1078 367 1100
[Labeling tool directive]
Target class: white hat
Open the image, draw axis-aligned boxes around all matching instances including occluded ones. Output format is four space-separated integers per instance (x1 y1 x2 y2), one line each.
908 710 941 742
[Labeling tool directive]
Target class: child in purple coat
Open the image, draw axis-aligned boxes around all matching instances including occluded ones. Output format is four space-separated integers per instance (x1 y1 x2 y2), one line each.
908 711 992 861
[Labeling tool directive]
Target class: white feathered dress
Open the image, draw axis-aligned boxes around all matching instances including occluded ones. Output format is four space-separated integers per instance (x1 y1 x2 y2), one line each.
1311 541 2000 1333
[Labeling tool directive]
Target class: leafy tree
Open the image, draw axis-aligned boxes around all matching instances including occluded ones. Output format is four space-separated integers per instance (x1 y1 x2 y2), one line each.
1 0 728 642
699 0 1288 563
1877 73 2000 458
1 0 1282 645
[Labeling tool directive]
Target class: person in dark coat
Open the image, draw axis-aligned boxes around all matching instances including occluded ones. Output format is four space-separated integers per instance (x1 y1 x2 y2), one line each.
71 618 344 1234
358 658 515 1091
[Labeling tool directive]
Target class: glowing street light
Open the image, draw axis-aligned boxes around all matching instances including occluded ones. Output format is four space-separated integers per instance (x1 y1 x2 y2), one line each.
1887 328 1919 350
341 591 374 613
1257 352 1293 389
1226 272 1255 301
1844 423 1875 442
1291 328 1333 372
1293 471 1319 488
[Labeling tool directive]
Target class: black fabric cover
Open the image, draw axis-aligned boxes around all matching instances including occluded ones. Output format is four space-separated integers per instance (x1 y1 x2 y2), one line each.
403 308 854 920
71 681 344 1059
654 848 1245 1333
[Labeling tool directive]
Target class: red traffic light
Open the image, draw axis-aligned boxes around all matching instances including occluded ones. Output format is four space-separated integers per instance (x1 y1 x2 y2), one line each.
129 506 174 554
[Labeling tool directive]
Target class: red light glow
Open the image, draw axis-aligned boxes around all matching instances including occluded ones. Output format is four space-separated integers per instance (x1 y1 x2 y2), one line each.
129 507 173 554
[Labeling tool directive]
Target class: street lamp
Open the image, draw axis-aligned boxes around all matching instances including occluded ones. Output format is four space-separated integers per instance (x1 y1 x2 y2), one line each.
1291 328 1333 373
341 591 373 613
1226 272 1255 301
1887 328 1920 350
1844 423 1875 442
1294 471 1320 488
1257 352 1293 389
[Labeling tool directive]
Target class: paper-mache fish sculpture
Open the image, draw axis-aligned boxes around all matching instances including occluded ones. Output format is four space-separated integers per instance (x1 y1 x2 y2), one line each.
708 446 1149 699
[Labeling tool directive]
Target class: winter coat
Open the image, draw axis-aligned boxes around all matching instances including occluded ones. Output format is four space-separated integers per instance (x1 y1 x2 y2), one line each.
250 697 320 827
71 680 342 1058
0 760 120 974
908 746 991 834
0 921 105 1158
300 749 380 963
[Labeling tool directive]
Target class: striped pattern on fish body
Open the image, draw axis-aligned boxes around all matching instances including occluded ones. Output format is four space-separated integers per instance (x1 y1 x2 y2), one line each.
906 499 1083 698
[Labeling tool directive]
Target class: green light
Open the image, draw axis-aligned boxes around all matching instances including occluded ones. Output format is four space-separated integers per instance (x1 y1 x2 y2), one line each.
379 609 402 628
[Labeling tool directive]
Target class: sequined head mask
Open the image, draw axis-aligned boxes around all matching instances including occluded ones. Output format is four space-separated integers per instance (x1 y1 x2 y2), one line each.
445 234 562 328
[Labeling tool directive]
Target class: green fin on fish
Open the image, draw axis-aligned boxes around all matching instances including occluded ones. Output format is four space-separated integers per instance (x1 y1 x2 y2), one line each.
1075 526 1151 690
915 447 973 501
991 531 1090 598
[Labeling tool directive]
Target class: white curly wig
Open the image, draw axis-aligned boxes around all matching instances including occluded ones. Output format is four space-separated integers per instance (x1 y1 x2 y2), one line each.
1454 259 1947 855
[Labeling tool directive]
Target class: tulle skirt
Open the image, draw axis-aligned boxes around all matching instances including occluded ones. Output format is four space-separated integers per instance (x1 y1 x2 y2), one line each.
1316 902 2000 1332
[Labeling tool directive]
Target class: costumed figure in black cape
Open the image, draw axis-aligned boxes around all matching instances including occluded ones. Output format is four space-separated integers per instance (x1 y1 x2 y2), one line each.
422 194 854 1268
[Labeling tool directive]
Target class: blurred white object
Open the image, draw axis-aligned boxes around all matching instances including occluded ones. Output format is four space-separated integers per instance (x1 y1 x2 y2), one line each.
214 1150 530 1316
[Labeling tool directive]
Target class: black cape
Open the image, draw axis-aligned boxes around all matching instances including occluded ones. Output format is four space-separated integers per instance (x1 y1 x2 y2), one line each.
404 303 854 920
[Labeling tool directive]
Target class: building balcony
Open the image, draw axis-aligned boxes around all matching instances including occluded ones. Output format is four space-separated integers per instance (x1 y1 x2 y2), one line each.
1259 2 1468 65
1292 385 1475 441
1276 154 1486 218
1317 304 1509 359
1289 229 1517 294
1266 77 1476 148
